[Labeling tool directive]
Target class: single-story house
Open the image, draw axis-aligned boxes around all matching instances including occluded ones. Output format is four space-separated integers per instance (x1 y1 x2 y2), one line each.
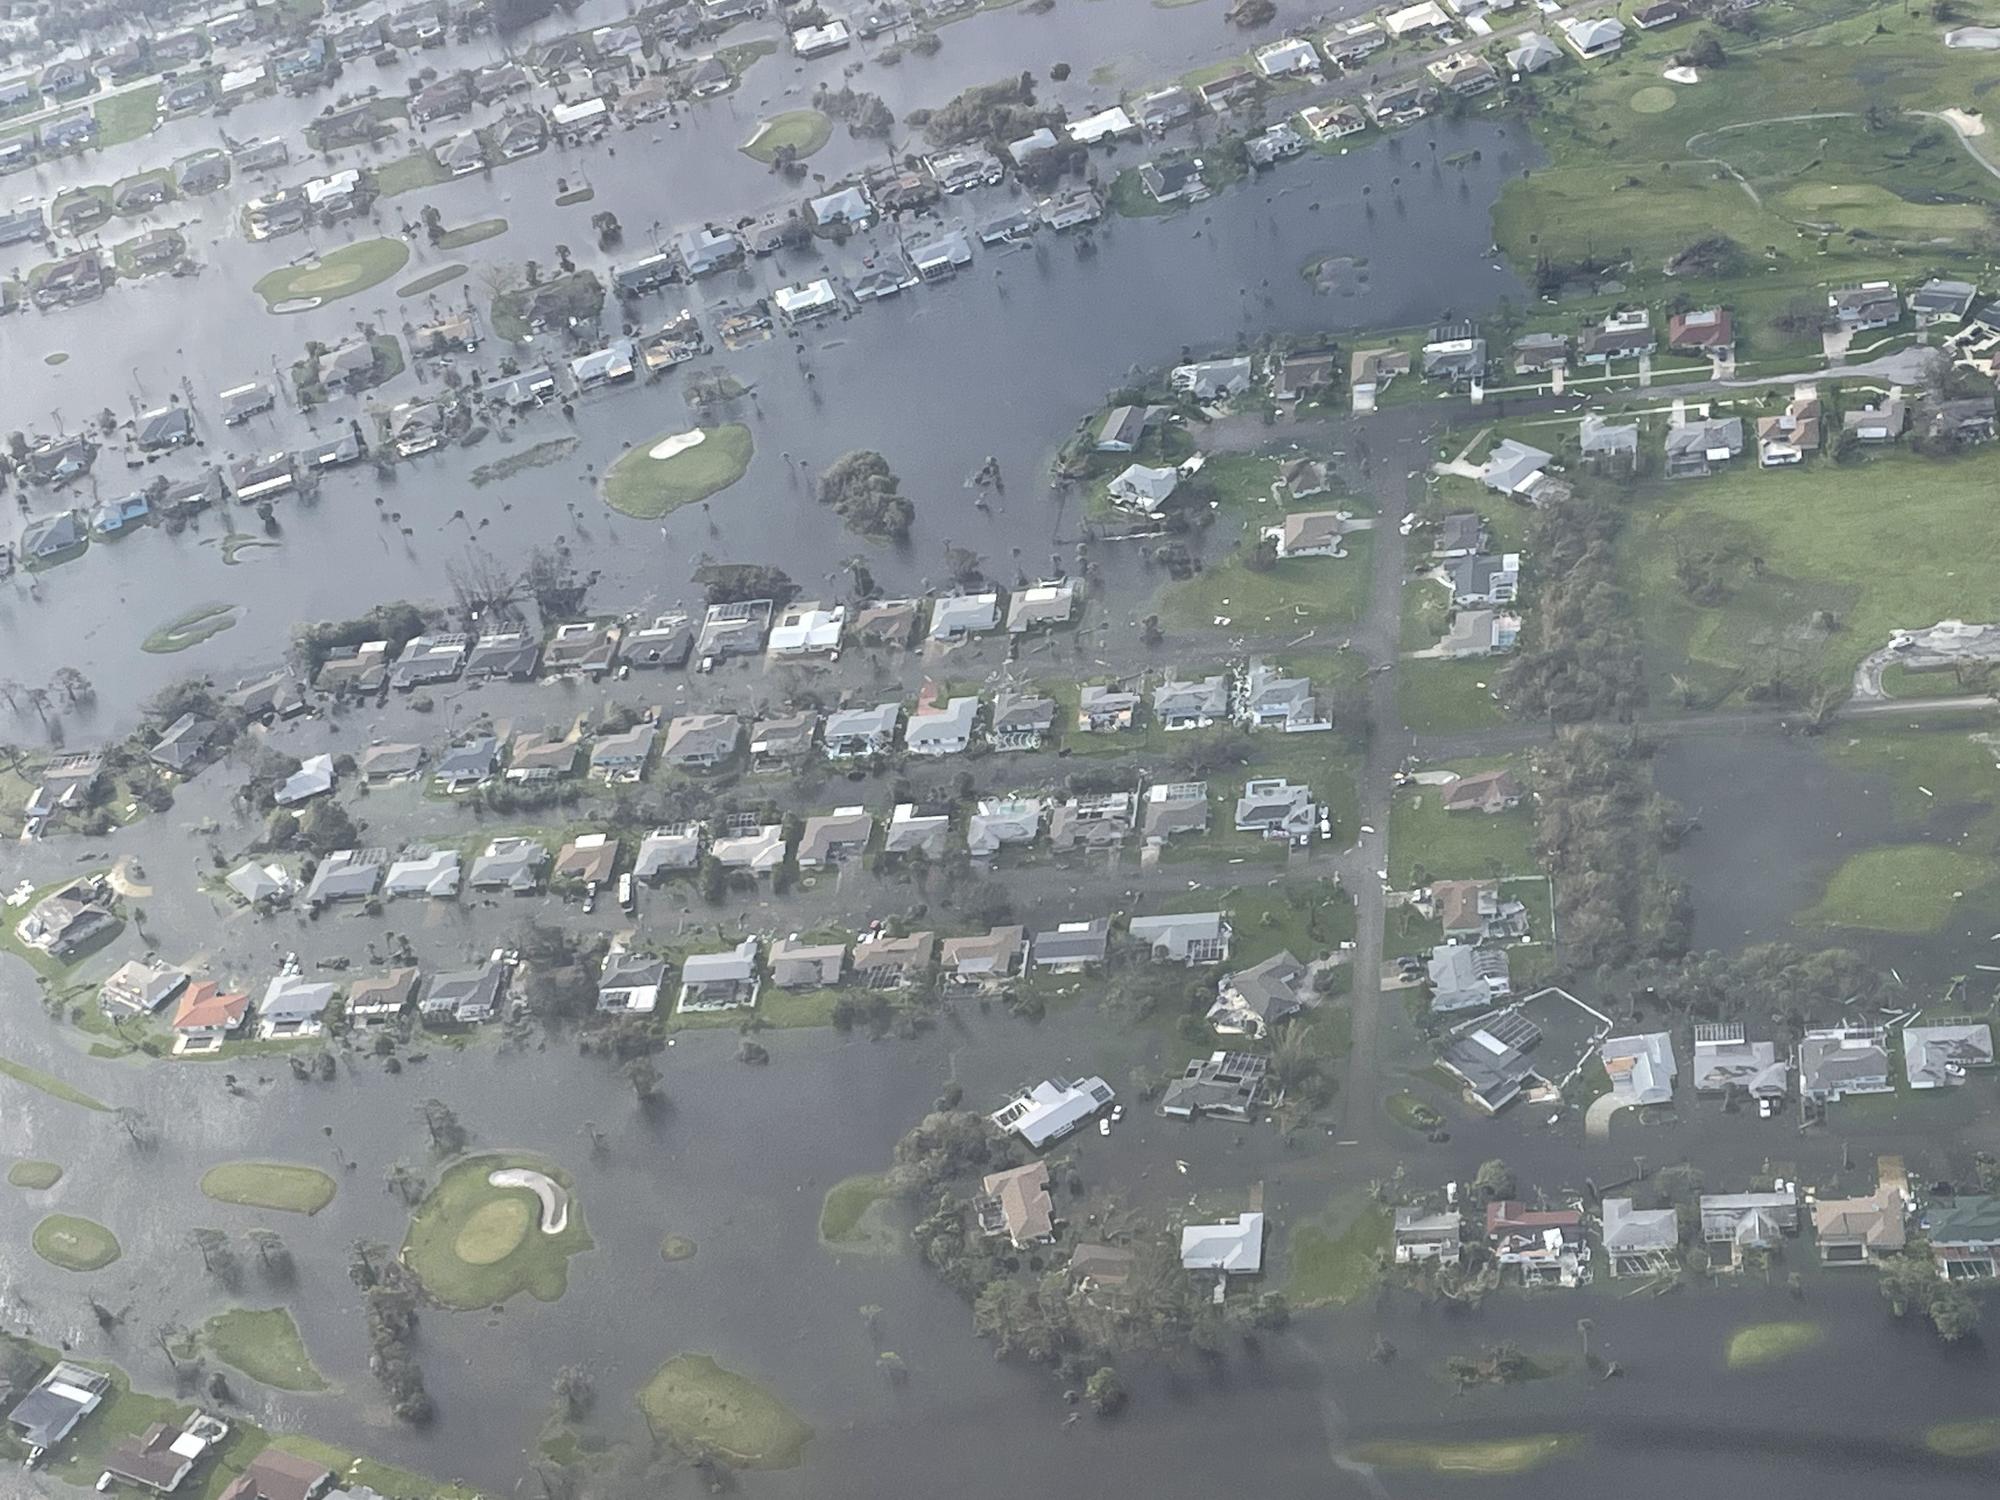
1029 920 1110 974
1208 950 1308 1037
1128 911 1232 966
992 1076 1115 1148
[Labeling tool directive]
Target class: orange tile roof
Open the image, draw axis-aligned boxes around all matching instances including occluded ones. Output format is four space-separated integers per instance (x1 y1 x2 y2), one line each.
172 979 249 1031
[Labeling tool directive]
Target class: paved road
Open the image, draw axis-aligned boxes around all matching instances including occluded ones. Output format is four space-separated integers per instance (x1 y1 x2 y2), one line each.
1328 409 1437 1152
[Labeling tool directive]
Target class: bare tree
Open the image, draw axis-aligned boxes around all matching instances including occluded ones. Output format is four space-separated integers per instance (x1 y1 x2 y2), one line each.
384 1161 429 1205
189 1228 239 1283
553 1364 595 1420
247 1227 292 1279
114 1107 156 1150
417 1098 467 1155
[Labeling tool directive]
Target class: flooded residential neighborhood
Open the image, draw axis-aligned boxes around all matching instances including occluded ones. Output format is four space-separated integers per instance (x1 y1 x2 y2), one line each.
2 0 2000 1498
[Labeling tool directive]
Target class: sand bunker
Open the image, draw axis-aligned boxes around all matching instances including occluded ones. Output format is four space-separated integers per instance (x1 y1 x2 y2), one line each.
1662 65 1700 84
489 1167 570 1234
649 429 708 461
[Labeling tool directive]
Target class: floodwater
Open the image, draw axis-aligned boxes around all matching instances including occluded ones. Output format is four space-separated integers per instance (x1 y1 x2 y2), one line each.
1658 730 2000 995
4 101 1525 735
9 10 1986 1496
3 983 1995 1500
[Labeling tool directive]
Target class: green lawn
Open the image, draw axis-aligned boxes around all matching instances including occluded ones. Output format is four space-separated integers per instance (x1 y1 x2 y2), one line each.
403 1154 591 1309
1623 447 2000 706
1397 657 1508 736
203 1308 329 1392
1388 763 1535 886
637 1354 812 1470
8 1160 61 1189
0 1054 111 1111
436 217 508 250
603 424 754 518
397 264 468 297
742 109 832 163
371 149 450 197
254 239 410 310
1725 1319 1824 1370
1161 541 1372 632
142 602 238 653
819 1173 894 1247
1801 844 1998 935
94 84 160 147
199 1162 339 1215
1283 1199 1388 1308
32 1213 121 1271
717 38 779 85
1352 1435 1582 1475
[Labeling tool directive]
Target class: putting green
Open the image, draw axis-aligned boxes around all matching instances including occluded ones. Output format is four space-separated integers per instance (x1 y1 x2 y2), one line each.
603 423 753 518
1926 1417 2000 1457
1725 1319 1824 1369
8 1160 62 1190
638 1355 813 1469
455 1198 533 1265
142 602 238 654
1629 86 1677 114
403 1153 591 1309
200 1162 338 1215
1353 1435 1580 1474
661 1234 698 1262
742 109 831 164
254 238 410 310
33 1213 121 1272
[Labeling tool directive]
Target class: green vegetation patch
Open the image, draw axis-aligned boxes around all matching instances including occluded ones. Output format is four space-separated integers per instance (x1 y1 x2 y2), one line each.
142 601 238 654
43 351 68 366
637 1355 813 1469
0 1056 110 1111
436 217 508 250
1725 1319 1824 1370
1285 1201 1389 1308
1802 845 1997 935
660 1234 698 1263
397 264 467 297
743 109 832 163
603 424 753 518
1354 1434 1581 1475
1385 1093 1442 1133
372 149 450 197
254 238 410 309
33 1213 121 1272
94 84 160 147
454 1198 533 1265
1388 761 1536 885
1162 540 1373 631
200 1161 338 1216
403 1153 591 1309
819 1173 895 1250
203 1308 329 1392
8 1160 62 1189
1926 1418 2000 1458
1398 657 1508 736
1625 449 2000 705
